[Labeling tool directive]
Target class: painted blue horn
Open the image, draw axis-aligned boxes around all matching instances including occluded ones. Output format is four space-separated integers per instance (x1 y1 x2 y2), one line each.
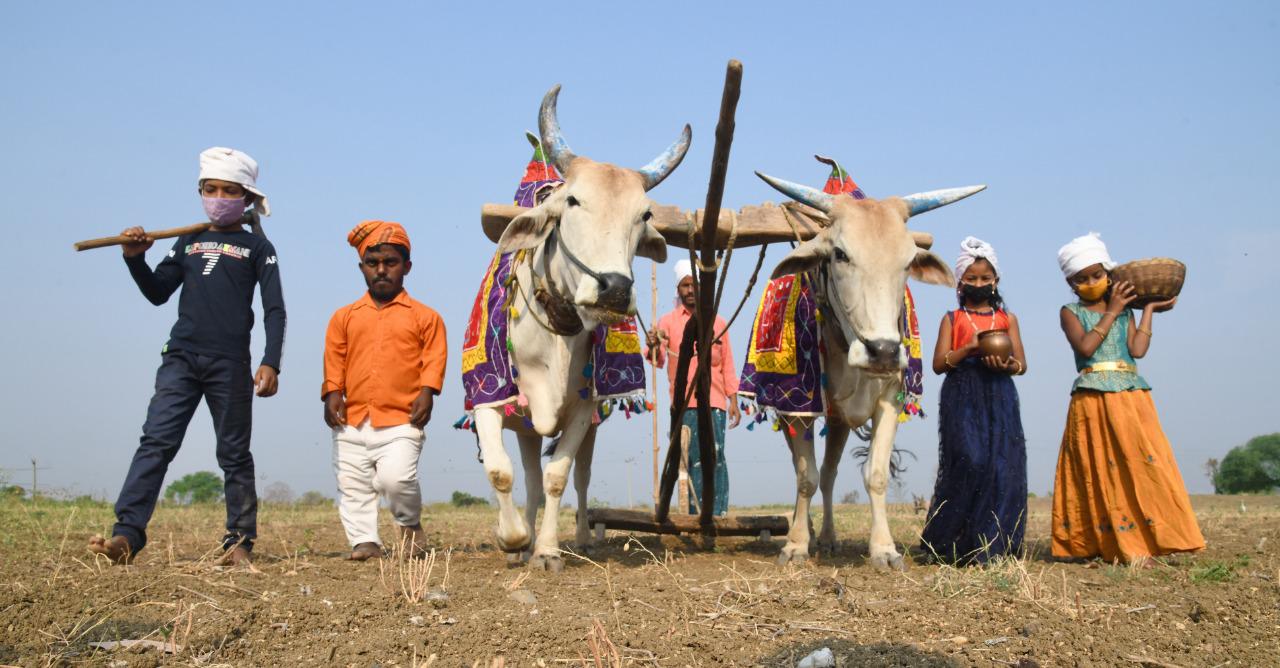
538 85 577 175
637 124 692 191
754 171 836 213
901 185 986 217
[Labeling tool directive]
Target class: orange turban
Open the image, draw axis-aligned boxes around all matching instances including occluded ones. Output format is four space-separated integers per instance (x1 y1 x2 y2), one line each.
348 220 411 257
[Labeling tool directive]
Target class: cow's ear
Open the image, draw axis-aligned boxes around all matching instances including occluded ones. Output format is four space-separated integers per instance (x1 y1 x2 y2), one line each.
636 222 668 263
770 233 832 279
909 249 955 287
496 197 562 253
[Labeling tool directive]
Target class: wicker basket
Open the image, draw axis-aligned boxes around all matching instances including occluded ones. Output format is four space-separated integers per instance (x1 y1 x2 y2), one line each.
1110 257 1185 308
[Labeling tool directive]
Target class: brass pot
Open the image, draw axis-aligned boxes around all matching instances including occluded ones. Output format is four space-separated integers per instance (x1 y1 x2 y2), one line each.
977 329 1013 359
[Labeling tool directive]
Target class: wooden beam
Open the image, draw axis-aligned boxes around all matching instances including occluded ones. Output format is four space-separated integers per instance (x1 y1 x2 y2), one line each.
480 201 933 251
586 508 787 537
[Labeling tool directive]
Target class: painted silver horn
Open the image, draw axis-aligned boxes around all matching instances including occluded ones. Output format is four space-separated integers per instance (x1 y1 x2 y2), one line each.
637 124 692 191
900 185 986 217
538 84 577 175
754 171 836 213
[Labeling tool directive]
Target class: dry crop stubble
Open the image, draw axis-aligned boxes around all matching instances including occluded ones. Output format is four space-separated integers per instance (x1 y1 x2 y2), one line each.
0 496 1276 666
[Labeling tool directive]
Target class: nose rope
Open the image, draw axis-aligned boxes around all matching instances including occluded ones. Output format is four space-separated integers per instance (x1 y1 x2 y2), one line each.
552 220 612 284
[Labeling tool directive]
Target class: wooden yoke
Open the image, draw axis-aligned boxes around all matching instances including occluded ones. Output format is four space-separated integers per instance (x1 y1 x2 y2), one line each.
480 200 934 250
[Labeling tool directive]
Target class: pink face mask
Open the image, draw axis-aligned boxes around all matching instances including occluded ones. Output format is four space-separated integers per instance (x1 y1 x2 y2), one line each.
202 196 246 225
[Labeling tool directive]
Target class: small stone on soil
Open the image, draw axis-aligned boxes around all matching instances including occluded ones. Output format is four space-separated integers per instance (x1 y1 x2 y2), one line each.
509 589 538 605
425 587 450 608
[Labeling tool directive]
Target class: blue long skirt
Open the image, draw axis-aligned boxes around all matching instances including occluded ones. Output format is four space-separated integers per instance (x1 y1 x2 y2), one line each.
919 359 1027 564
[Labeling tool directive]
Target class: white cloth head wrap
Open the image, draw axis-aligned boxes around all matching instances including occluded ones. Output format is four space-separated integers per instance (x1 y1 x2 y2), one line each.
1057 232 1115 279
954 236 999 279
674 258 693 284
199 147 270 216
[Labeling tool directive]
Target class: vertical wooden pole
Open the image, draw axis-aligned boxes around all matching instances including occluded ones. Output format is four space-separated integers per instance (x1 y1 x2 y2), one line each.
677 426 690 513
694 60 743 532
650 262 660 509
656 317 699 520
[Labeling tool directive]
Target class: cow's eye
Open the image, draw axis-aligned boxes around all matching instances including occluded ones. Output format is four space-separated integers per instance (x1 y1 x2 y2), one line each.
833 247 849 263
566 196 580 207
641 211 653 222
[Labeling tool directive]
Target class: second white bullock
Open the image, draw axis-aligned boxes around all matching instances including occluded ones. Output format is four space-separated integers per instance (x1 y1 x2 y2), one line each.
755 171 983 569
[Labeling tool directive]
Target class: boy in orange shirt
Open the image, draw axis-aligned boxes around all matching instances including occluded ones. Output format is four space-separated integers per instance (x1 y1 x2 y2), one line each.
322 221 447 560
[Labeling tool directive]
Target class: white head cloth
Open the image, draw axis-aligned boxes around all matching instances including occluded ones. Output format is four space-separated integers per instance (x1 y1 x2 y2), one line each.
674 258 693 284
1057 232 1115 279
198 147 270 216
954 235 1000 279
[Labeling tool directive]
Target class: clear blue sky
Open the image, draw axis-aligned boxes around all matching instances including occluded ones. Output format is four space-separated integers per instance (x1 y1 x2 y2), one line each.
2 2 1276 507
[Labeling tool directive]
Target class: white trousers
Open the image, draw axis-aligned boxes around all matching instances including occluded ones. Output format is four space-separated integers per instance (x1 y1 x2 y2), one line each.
332 420 424 547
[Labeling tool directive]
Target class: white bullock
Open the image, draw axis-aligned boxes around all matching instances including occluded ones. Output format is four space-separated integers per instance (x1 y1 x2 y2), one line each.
755 172 983 569
476 86 689 571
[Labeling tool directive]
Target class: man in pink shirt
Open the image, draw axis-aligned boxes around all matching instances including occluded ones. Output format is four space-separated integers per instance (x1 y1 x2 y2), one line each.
644 259 740 515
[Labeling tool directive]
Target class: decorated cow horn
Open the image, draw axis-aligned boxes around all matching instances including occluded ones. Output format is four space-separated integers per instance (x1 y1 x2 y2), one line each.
539 85 577 175
637 124 692 191
900 185 986 217
754 171 836 214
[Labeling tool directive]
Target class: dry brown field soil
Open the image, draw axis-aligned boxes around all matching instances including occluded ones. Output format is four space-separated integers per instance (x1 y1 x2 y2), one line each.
1 495 1277 667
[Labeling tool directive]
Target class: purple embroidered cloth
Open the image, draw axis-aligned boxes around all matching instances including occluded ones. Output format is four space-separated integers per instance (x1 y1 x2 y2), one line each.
589 319 646 400
462 252 646 412
462 252 520 410
737 273 825 416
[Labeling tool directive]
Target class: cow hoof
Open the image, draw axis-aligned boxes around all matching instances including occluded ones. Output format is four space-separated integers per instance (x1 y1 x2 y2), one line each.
529 553 564 573
815 539 837 556
496 527 532 554
572 542 596 557
777 547 808 566
870 552 905 572
506 551 531 565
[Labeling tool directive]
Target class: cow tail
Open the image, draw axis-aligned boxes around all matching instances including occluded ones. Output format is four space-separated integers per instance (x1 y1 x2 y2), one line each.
850 439 915 479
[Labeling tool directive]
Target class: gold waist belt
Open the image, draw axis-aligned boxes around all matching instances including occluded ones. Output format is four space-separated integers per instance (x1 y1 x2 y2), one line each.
1081 361 1136 374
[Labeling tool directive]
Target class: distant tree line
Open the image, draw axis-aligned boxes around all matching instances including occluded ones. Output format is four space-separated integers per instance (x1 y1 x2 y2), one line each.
1209 433 1279 494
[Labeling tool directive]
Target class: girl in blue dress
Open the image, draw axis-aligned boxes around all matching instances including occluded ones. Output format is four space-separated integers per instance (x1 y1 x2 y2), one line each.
920 237 1028 564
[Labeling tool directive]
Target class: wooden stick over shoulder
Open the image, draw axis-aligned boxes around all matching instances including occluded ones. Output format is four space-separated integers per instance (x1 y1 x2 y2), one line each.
74 223 212 252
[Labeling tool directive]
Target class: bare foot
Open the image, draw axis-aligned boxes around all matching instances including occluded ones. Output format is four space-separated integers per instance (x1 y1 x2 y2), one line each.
218 545 253 567
348 542 382 561
398 524 429 558
87 535 133 565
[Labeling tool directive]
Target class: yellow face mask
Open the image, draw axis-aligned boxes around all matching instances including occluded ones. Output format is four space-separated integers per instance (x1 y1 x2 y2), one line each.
1076 277 1109 302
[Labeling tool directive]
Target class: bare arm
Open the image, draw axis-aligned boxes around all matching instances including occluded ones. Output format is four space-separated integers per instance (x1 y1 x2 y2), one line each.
1128 297 1175 358
1005 313 1028 374
931 312 979 374
931 313 954 375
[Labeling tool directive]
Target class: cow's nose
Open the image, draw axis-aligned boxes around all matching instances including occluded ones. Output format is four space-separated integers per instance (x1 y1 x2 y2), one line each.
865 339 900 366
595 272 634 311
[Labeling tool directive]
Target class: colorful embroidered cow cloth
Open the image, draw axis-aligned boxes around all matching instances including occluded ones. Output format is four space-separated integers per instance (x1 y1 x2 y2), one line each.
462 251 520 411
459 250 648 419
737 273 824 416
588 318 647 401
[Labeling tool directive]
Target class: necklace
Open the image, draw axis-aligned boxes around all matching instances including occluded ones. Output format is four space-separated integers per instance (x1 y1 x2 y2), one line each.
961 307 997 334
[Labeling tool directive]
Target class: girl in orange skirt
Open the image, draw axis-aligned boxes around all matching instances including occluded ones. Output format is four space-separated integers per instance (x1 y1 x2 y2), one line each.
1051 233 1204 564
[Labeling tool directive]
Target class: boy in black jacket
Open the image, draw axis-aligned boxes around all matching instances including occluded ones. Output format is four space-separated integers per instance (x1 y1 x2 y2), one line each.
89 147 285 566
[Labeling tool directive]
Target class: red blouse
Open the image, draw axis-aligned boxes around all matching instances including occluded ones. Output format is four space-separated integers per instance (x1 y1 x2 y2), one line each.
950 308 1010 355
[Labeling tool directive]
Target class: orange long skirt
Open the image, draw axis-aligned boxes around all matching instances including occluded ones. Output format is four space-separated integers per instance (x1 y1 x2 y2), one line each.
1052 389 1204 563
